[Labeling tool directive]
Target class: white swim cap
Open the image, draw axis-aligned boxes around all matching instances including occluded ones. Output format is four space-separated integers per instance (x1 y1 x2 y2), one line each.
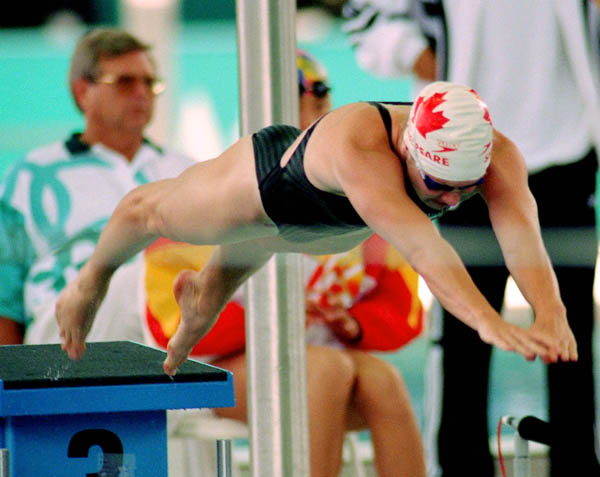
404 81 493 181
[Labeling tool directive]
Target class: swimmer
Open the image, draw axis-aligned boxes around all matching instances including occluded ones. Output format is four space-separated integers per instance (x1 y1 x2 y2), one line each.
56 81 576 375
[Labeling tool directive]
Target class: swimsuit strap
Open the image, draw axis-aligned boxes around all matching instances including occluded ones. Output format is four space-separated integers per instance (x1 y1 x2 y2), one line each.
367 101 412 150
367 101 396 151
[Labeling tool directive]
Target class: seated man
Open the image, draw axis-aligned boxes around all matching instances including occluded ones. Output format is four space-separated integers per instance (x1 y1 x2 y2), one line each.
0 28 196 347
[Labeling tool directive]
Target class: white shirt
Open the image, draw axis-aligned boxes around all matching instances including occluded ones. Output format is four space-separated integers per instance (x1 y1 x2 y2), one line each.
473 0 592 171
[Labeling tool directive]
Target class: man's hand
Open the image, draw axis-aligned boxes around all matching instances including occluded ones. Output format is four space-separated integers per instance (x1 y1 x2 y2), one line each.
0 317 24 345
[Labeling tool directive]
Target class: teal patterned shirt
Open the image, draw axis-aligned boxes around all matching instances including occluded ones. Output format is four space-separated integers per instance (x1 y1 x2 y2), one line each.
0 133 195 328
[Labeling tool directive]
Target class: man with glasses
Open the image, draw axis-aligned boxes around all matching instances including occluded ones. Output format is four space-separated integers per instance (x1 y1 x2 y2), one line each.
55 81 576 387
0 28 196 346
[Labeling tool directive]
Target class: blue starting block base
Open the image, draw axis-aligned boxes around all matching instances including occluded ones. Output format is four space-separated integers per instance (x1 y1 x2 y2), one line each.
0 341 234 476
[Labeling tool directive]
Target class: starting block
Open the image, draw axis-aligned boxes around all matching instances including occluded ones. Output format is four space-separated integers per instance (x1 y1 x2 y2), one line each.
0 341 234 476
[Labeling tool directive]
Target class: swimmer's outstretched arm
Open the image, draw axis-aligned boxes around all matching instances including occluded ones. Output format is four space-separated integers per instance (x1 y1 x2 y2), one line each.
483 133 575 363
331 135 562 363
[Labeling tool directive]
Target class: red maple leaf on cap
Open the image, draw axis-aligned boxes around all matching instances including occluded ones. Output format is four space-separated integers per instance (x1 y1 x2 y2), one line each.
469 89 492 124
412 92 449 138
482 107 491 124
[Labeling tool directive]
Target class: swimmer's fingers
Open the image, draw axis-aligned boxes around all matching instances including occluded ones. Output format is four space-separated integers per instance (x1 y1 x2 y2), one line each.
528 319 578 363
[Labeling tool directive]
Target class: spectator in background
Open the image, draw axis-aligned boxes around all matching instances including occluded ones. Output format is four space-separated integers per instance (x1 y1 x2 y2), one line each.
145 50 427 477
343 1 600 475
0 28 196 348
298 49 332 129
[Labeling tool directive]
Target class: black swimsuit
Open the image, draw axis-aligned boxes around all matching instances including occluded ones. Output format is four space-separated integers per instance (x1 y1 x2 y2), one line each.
252 102 445 242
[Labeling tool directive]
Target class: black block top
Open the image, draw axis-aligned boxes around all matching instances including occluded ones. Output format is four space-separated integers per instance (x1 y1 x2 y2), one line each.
0 341 227 389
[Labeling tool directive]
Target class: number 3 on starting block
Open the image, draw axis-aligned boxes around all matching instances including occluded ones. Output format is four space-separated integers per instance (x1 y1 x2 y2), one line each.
7 411 166 476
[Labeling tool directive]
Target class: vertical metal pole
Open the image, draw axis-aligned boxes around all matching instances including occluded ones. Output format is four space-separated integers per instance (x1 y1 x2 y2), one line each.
513 435 531 477
236 1 310 477
216 439 232 477
0 449 9 477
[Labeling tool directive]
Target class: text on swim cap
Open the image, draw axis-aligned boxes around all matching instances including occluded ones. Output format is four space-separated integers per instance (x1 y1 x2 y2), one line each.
414 141 449 166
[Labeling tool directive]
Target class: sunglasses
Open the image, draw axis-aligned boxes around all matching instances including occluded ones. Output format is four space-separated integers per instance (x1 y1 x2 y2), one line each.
299 80 331 98
88 73 166 96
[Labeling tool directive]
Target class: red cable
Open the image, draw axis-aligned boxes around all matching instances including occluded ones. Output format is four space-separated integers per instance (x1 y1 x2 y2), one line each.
497 418 507 477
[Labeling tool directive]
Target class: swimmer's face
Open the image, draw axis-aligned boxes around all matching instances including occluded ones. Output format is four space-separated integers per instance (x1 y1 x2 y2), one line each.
402 140 482 210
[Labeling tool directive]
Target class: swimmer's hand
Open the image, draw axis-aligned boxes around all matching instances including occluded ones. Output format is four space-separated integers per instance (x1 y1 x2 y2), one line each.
528 312 577 364
56 263 110 361
475 313 569 363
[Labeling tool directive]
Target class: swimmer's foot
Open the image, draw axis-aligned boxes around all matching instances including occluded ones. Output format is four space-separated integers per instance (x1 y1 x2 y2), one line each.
56 265 109 361
163 269 213 375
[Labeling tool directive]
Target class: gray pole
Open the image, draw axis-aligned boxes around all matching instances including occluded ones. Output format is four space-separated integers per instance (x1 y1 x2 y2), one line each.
0 449 9 477
216 439 233 477
236 1 310 476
